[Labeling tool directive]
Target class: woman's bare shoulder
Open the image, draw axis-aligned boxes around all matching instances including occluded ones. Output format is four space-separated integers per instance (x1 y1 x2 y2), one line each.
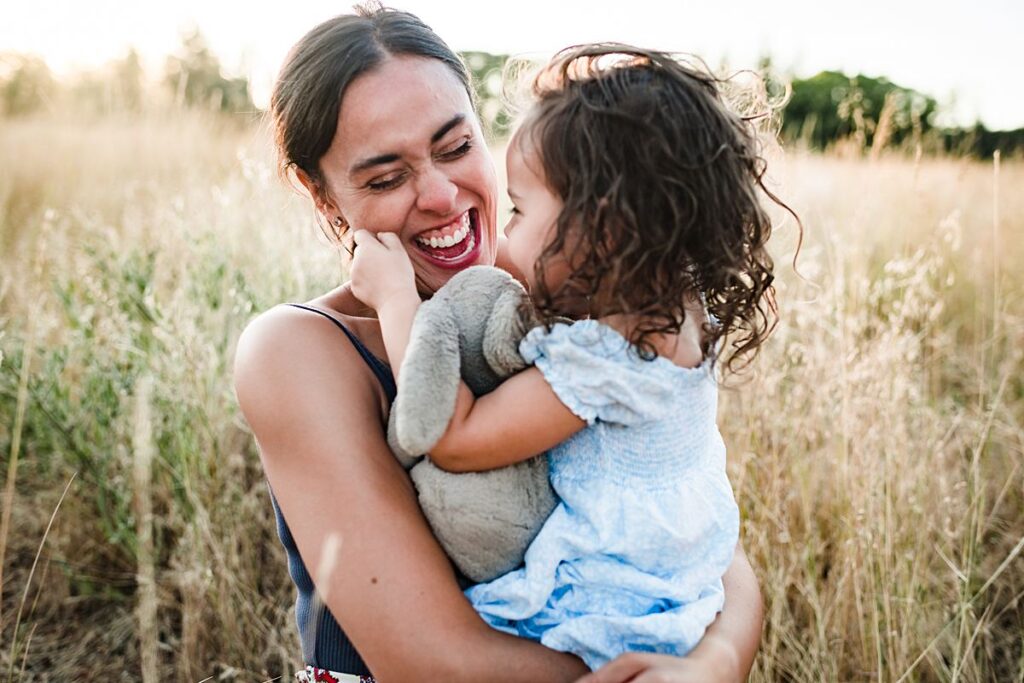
235 304 353 387
233 304 385 441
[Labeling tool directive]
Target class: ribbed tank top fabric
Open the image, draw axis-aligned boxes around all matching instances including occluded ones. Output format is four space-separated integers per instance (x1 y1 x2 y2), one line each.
268 303 398 675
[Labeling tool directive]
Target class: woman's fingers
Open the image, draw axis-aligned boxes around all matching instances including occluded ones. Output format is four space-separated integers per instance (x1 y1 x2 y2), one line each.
575 653 717 683
575 653 650 683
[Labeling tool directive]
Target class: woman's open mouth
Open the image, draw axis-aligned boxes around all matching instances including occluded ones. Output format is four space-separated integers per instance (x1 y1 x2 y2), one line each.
412 208 481 269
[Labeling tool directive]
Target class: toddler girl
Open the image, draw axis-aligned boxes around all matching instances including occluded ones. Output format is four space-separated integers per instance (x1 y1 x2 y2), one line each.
350 44 780 669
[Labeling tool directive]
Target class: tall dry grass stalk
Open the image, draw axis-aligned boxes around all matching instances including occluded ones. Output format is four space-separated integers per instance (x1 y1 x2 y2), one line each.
0 113 1021 680
132 376 158 682
4 473 75 682
731 153 1024 682
0 322 32 627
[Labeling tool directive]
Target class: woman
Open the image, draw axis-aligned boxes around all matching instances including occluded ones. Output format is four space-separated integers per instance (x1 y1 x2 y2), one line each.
233 6 763 682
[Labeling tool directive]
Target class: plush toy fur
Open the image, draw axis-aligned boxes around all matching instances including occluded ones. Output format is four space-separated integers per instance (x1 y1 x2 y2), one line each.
387 266 556 583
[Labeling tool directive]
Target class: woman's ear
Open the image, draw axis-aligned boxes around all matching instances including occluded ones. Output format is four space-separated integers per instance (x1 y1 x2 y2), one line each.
294 167 345 226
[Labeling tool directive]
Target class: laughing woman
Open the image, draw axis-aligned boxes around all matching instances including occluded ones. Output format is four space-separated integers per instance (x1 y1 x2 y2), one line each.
233 5 763 682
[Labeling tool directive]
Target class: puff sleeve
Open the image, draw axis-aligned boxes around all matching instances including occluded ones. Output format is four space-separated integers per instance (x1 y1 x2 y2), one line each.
519 320 682 427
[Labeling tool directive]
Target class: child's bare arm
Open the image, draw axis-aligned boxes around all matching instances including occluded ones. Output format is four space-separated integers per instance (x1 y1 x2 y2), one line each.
350 229 584 472
428 368 585 472
372 287 583 471
348 230 420 380
370 301 583 471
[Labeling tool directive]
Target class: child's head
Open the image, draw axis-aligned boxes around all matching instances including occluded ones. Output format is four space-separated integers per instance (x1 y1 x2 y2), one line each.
505 44 787 370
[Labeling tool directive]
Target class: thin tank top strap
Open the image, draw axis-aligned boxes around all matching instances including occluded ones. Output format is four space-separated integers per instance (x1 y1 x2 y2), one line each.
284 303 396 402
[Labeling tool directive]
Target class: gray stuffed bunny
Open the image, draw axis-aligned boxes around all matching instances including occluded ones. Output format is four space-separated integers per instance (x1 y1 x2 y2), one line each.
387 265 556 583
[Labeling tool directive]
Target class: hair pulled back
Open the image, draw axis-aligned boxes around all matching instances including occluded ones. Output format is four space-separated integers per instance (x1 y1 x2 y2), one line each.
270 3 472 240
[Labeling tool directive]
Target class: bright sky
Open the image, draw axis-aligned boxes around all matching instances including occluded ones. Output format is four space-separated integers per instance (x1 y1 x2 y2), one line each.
2 0 1021 129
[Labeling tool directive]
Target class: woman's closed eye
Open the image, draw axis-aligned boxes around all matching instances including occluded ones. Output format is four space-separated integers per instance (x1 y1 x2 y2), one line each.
436 137 473 161
365 138 472 192
367 172 406 191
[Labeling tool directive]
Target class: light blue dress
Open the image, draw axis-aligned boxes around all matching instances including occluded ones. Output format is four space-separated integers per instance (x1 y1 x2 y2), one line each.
465 320 740 670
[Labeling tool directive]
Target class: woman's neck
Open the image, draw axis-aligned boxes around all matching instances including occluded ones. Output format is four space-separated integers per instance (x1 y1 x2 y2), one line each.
313 282 379 319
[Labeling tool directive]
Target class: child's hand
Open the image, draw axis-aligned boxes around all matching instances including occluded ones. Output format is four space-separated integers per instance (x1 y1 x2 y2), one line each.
349 229 417 312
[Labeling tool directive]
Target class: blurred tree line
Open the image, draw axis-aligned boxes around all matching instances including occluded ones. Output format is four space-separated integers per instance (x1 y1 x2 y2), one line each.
0 30 253 118
1 35 1020 158
164 31 253 113
777 69 1023 157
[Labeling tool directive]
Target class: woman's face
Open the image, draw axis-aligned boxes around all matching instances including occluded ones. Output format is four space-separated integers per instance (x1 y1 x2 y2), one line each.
316 55 498 296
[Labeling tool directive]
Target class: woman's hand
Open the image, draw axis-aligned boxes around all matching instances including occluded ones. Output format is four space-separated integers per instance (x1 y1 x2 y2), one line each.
576 647 736 683
577 543 762 683
349 229 417 312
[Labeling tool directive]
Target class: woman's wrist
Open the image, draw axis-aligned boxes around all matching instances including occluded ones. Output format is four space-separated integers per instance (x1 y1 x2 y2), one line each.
688 633 743 683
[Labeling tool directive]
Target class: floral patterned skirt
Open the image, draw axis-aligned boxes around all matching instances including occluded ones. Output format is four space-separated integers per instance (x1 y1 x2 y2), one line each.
295 665 375 683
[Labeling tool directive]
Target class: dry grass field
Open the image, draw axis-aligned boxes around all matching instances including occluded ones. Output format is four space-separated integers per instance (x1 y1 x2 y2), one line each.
0 112 1021 681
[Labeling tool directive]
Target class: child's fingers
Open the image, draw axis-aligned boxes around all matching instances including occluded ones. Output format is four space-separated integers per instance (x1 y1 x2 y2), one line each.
352 229 375 247
377 232 403 250
352 230 406 257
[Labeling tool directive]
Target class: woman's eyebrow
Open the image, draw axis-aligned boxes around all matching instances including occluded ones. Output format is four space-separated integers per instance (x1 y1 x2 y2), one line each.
430 114 466 144
349 114 468 176
350 153 401 175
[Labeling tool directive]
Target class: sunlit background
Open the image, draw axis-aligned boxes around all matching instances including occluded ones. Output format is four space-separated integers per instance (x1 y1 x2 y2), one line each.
1 2 1022 682
3 0 1022 128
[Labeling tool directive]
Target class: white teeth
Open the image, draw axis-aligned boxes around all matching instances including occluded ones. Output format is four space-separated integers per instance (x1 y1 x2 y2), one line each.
415 211 474 250
448 225 469 245
431 233 475 261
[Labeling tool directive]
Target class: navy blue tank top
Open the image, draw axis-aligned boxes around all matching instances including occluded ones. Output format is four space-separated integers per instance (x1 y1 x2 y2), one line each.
270 303 397 675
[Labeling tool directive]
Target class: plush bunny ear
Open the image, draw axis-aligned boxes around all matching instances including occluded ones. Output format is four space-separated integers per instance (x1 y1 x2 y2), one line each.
393 295 462 456
386 409 421 470
482 281 537 378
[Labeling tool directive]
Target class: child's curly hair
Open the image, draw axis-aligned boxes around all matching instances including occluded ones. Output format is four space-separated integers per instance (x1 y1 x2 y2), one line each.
518 44 796 372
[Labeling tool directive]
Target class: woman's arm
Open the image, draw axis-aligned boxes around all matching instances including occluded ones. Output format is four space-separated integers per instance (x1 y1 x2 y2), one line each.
576 543 763 683
234 306 589 682
688 544 763 679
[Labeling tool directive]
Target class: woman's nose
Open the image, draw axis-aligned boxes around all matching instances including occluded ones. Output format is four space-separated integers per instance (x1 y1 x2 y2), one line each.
414 168 457 215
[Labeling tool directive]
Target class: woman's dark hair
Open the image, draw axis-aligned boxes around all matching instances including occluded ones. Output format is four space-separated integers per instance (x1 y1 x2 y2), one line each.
270 2 473 241
518 44 799 373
